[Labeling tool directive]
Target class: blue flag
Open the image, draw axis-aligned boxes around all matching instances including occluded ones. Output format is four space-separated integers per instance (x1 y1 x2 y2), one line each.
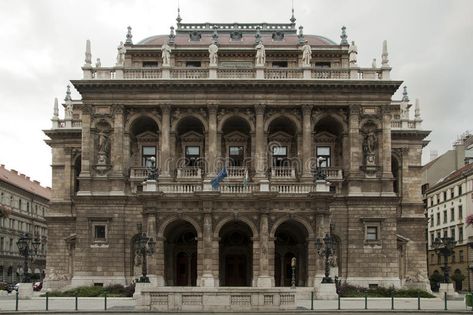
211 167 228 189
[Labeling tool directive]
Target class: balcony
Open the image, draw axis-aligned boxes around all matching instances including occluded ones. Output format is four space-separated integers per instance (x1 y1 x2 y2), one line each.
176 167 202 179
227 166 247 178
271 167 296 179
312 167 343 181
130 167 152 179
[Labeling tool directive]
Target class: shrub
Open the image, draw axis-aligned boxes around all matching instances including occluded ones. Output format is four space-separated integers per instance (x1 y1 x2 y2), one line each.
42 284 135 297
338 283 434 298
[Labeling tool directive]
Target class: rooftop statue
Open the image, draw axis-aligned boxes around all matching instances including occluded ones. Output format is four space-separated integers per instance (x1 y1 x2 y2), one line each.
116 41 126 66
208 42 218 66
255 41 266 66
161 43 172 66
348 41 358 66
301 40 312 66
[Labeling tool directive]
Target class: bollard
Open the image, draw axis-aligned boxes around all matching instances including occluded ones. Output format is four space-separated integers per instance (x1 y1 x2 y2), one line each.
364 292 367 309
391 291 394 310
311 291 314 310
46 292 49 311
104 292 107 310
15 291 18 311
444 291 447 310
75 293 78 311
417 292 420 310
337 294 340 310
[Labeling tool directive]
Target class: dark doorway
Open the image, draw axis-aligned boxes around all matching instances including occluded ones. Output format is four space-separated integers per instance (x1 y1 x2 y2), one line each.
219 222 253 286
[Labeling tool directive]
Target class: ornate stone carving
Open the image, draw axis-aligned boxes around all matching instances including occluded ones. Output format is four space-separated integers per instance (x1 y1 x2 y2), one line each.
160 104 171 115
111 104 124 115
255 42 266 66
230 31 242 41
272 31 284 41
161 43 171 66
301 41 312 66
189 31 201 41
302 105 312 116
254 104 265 116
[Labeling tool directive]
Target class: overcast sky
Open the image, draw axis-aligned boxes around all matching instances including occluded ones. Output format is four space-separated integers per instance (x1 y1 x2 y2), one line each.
0 0 472 187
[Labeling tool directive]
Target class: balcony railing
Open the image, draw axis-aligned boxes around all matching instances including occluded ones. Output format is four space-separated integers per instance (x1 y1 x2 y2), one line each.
220 183 256 194
270 184 315 194
170 68 209 79
391 119 421 130
124 68 162 79
264 69 303 79
312 69 350 79
271 167 296 179
217 68 255 79
158 183 202 193
227 166 247 178
177 167 202 179
130 167 152 179
312 167 343 180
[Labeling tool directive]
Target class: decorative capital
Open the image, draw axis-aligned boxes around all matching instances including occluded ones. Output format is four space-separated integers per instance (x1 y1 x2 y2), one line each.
207 104 218 115
349 104 361 116
255 104 265 115
302 104 313 116
82 104 93 115
160 104 171 114
111 104 124 115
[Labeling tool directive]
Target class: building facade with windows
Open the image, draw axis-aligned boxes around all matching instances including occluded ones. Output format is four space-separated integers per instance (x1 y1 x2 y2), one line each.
44 14 430 301
0 164 50 283
426 161 473 291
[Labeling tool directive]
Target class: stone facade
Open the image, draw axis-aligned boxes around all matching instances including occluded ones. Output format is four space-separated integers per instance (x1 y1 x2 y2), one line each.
44 17 430 295
0 164 49 283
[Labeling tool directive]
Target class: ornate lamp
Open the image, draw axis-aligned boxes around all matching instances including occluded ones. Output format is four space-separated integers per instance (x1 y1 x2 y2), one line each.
16 233 41 283
291 257 296 288
316 233 334 283
135 223 156 283
433 237 456 283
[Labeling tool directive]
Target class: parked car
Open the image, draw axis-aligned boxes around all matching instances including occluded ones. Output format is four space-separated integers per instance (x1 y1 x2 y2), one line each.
0 282 13 293
32 282 42 291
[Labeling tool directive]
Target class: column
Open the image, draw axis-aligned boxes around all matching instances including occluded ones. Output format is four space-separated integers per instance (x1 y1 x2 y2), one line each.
207 105 218 176
80 105 93 176
348 105 361 176
254 104 266 179
160 105 171 178
200 212 215 286
302 105 313 180
257 212 273 287
111 105 124 176
381 106 392 178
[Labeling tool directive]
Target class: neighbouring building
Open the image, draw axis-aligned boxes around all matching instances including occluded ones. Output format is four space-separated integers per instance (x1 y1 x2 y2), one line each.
44 11 430 308
424 136 473 292
0 164 50 283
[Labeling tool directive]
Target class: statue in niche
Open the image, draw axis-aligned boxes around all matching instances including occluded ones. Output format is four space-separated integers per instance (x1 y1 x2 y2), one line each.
301 40 312 66
208 42 218 66
65 103 73 120
363 128 377 166
255 41 266 66
97 126 110 165
161 43 171 66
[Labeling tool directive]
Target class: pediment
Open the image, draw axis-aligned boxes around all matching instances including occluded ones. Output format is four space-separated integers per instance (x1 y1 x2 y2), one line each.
224 131 248 143
180 131 204 143
314 131 336 143
268 131 292 143
136 131 159 142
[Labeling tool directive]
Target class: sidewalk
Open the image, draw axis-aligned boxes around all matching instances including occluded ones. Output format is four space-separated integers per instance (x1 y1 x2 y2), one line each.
0 294 469 312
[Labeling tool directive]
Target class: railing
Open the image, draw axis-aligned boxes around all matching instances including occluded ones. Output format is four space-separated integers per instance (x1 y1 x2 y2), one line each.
124 68 162 79
271 184 315 194
227 166 247 178
159 183 202 193
130 167 152 179
220 183 255 194
312 69 350 79
177 167 202 178
358 69 381 80
217 68 255 79
313 168 343 180
171 68 209 79
265 69 303 79
391 119 420 130
271 167 296 179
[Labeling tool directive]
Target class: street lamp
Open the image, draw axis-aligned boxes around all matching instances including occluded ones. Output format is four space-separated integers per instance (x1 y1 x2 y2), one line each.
134 223 156 283
291 257 296 288
16 233 41 283
147 156 158 180
316 233 334 283
433 237 456 283
314 157 327 181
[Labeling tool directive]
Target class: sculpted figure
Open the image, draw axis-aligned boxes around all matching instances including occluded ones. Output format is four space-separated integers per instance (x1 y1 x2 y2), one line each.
161 43 172 66
363 130 377 154
301 40 312 66
348 41 358 65
208 42 218 65
255 41 266 66
116 41 126 66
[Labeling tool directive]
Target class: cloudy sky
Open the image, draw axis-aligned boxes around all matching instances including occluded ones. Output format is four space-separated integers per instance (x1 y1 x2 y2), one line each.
0 0 472 187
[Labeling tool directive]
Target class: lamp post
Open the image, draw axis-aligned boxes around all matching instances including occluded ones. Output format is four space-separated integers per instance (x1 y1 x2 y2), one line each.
291 257 296 288
134 223 156 283
16 233 41 283
433 237 456 283
316 233 334 283
147 156 158 180
314 157 327 181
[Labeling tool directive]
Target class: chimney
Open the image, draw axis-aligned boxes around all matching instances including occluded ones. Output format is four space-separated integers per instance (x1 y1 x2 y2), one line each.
26 176 30 180
11 169 18 174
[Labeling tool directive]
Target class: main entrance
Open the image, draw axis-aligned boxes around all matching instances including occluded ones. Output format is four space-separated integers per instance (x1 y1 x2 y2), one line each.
219 221 253 286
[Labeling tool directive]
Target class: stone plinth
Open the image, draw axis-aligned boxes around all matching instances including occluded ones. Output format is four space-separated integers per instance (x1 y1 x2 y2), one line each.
18 283 33 299
438 283 457 298
315 180 330 192
316 283 337 300
143 180 157 192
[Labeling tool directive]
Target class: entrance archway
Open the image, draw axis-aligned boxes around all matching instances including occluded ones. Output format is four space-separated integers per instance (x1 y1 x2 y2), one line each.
219 221 253 286
274 220 308 287
163 220 198 286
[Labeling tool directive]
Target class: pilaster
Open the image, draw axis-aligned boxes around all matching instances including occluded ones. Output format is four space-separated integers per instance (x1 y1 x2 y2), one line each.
207 104 218 177
160 105 171 178
111 104 124 176
301 105 313 180
254 104 266 179
80 105 93 177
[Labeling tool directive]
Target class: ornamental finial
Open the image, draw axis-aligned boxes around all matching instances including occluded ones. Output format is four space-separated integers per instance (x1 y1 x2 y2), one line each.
381 40 389 67
64 85 72 102
340 26 348 45
290 0 296 24
255 26 262 44
84 39 92 67
53 97 59 118
125 26 133 45
415 98 421 119
169 26 175 44
402 86 409 102
176 2 182 25
298 25 305 45
212 25 219 44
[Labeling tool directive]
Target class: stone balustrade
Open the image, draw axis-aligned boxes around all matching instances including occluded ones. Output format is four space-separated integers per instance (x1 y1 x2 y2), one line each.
270 183 315 194
317 167 343 180
220 183 255 194
176 167 202 179
227 166 247 178
83 66 391 80
271 167 296 179
159 183 202 193
391 119 421 130
130 167 151 179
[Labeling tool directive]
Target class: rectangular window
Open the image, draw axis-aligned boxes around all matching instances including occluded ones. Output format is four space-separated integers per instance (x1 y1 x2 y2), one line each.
436 213 440 226
186 61 201 68
459 184 463 195
450 189 454 199
229 146 244 167
272 61 288 68
451 252 456 263
443 191 447 201
451 227 456 241
459 205 463 219
443 230 448 238
459 226 464 241
0 237 3 251
437 254 441 264
94 225 106 241
315 62 331 68
430 215 434 227
316 146 331 167
366 226 378 241
430 233 434 246
142 61 158 67
185 146 201 167
18 199 22 210
460 250 465 262
26 202 30 212
443 210 447 223
450 208 455 222
272 146 288 167
142 146 156 167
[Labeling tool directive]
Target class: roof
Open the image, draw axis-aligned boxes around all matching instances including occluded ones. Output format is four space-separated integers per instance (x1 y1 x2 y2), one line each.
430 162 473 191
137 33 336 47
0 164 51 200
